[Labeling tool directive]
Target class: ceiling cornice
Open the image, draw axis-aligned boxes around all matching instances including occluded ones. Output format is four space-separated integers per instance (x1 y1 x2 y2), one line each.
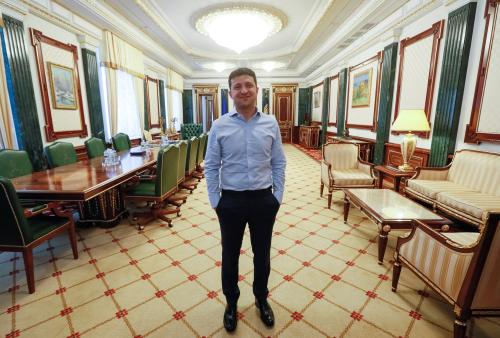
291 0 333 51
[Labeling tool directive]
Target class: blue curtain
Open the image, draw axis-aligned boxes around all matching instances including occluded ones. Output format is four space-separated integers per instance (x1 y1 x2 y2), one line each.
221 89 229 115
0 27 22 147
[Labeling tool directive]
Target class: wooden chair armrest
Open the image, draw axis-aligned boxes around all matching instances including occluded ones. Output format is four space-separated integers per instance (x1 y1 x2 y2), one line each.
411 165 450 180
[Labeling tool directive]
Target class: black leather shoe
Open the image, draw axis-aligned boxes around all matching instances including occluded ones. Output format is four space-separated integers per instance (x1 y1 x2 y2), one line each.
255 298 275 327
223 304 237 332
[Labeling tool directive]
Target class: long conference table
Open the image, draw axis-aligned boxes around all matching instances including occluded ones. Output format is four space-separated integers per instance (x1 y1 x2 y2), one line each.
11 147 160 227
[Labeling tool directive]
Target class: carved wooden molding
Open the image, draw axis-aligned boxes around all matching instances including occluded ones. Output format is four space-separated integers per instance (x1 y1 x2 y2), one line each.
393 20 444 138
465 0 500 144
272 83 298 93
145 76 160 129
30 28 88 141
345 51 384 132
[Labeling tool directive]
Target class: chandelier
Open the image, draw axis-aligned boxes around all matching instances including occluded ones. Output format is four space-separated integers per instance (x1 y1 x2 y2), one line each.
195 5 284 54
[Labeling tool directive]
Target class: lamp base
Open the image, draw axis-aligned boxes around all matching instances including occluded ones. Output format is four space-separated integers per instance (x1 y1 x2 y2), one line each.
398 163 414 171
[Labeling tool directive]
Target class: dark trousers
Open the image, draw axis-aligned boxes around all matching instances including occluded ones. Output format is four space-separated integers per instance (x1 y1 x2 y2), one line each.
215 187 280 306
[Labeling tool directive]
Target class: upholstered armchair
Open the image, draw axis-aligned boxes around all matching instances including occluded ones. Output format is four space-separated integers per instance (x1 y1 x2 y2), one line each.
181 137 200 192
193 133 208 178
0 149 34 178
45 142 78 168
124 145 180 229
320 142 376 208
84 137 106 159
167 140 189 207
392 215 500 338
0 177 78 293
112 132 131 152
180 123 203 140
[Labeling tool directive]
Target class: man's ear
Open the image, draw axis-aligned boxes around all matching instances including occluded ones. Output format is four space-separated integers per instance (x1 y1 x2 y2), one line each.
229 89 234 100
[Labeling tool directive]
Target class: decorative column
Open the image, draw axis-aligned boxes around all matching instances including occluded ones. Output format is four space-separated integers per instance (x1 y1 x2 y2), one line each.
81 48 105 139
182 89 193 124
2 15 46 169
159 80 166 131
298 88 311 125
261 88 270 113
373 42 398 165
336 68 348 137
221 88 229 115
320 77 330 145
429 2 477 166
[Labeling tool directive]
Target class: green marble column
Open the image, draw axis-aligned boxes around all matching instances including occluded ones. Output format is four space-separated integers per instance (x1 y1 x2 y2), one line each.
159 80 166 131
81 48 105 140
373 43 398 165
182 89 193 124
336 69 348 137
298 87 311 125
2 15 46 169
321 77 330 145
429 2 476 166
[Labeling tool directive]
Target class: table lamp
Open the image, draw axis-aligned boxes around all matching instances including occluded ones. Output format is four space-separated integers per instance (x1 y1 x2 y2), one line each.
391 109 430 171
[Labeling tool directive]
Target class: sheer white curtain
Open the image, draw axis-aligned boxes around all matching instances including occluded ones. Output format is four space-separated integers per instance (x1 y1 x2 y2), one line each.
116 70 142 139
171 90 182 131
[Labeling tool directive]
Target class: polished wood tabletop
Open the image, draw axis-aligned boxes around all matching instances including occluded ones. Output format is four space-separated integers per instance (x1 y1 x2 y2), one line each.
12 147 159 202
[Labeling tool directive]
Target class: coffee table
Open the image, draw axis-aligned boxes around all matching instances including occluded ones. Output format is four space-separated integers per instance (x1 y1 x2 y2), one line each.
343 189 452 264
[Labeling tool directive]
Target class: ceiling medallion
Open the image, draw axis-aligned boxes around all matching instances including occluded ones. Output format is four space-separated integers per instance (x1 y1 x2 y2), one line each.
195 4 285 54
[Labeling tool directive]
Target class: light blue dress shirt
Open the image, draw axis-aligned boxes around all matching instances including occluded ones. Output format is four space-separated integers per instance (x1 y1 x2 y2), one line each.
205 109 286 209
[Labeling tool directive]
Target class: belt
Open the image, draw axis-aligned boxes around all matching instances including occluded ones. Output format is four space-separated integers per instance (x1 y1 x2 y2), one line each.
221 186 272 197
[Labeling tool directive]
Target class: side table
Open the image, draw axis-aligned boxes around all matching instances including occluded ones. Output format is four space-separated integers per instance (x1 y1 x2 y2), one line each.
374 165 415 192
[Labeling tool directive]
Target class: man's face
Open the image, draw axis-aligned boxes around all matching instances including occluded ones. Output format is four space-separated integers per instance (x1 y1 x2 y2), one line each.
229 74 259 111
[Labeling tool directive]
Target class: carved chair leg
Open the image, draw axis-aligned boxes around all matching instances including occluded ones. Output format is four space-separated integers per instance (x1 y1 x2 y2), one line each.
454 317 468 338
327 193 332 209
67 224 79 259
320 183 324 197
392 260 402 292
23 248 35 294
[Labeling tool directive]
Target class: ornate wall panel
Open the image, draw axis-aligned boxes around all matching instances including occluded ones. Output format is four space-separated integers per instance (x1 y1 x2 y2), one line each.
328 75 339 126
429 2 477 166
145 76 160 129
465 0 500 143
345 52 383 131
393 20 444 138
272 84 297 143
30 28 88 141
384 143 430 168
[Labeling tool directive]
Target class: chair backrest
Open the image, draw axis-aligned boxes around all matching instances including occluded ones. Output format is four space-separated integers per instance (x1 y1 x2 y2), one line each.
185 137 199 174
143 130 153 142
323 143 359 170
45 142 78 168
448 150 500 196
196 133 208 165
155 145 179 196
112 133 131 152
84 137 106 159
181 123 203 140
0 149 34 178
0 177 32 246
177 140 188 184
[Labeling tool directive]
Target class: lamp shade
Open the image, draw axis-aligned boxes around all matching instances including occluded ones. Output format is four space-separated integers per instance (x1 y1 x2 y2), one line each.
392 109 430 132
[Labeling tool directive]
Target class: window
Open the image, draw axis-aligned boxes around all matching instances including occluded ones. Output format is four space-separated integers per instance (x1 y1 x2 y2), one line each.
171 90 183 131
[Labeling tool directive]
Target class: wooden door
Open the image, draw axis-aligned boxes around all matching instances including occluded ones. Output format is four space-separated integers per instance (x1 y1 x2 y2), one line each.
272 84 297 143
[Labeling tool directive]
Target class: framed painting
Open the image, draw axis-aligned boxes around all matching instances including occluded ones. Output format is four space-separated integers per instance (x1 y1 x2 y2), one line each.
313 91 321 108
48 63 77 110
351 69 372 107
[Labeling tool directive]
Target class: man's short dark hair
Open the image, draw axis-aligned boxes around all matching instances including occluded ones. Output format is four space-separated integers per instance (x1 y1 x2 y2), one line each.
228 67 257 89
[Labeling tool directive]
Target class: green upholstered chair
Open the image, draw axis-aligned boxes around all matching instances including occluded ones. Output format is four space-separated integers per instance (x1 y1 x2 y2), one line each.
167 141 189 207
125 145 180 229
193 133 207 178
45 142 78 168
84 137 106 159
181 137 200 192
112 133 131 152
180 123 202 140
0 177 78 293
0 149 34 178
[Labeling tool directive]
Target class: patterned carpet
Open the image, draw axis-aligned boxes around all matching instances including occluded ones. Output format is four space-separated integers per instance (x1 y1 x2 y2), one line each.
1 145 498 337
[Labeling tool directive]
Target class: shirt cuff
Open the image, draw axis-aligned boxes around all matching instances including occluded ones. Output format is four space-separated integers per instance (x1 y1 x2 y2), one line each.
208 192 221 209
273 191 283 204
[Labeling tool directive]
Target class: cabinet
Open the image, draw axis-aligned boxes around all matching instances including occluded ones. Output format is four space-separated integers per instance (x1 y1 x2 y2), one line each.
299 125 321 149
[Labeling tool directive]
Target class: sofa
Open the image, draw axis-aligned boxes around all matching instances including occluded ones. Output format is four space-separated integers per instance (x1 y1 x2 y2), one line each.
405 149 500 229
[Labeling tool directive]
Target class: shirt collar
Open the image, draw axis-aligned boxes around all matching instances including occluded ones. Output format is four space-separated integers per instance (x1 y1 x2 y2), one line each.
229 108 261 120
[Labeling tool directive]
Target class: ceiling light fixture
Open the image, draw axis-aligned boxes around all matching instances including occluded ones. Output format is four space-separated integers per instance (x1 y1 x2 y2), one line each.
257 61 286 72
203 62 235 72
195 5 284 54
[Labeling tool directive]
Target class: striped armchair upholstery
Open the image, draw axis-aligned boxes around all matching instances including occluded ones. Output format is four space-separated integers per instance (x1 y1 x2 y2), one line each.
392 214 500 338
320 142 375 208
405 150 500 228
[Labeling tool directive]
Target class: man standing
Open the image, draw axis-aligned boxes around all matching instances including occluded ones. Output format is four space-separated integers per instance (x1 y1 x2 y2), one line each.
205 68 286 332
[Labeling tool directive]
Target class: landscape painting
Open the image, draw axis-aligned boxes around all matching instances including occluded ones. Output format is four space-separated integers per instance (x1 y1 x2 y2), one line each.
352 69 372 107
48 62 77 110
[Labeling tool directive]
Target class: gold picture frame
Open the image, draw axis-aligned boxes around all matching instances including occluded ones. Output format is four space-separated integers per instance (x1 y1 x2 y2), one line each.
351 69 372 107
47 62 78 110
